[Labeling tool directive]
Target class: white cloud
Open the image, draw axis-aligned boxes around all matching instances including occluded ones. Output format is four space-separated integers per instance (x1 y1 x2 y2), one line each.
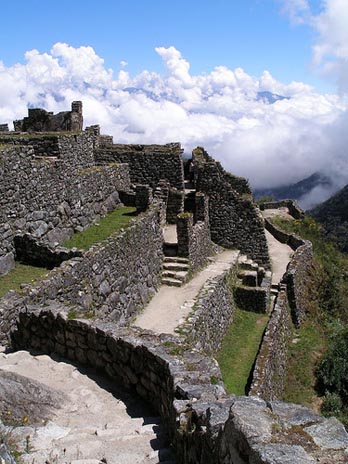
280 0 311 24
281 0 348 93
0 42 347 206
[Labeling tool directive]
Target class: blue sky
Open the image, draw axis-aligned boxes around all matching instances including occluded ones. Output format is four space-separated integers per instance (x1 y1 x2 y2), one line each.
0 0 331 92
0 0 347 204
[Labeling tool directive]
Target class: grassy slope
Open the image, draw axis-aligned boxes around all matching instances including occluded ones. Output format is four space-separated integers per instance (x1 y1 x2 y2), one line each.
62 206 136 250
217 308 268 395
273 216 348 413
0 264 49 299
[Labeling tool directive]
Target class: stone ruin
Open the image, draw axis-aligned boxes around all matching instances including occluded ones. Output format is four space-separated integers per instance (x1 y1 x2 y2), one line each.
0 102 347 463
12 100 83 132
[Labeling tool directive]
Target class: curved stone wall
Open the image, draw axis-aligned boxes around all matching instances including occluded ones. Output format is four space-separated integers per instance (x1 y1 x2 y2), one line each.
9 307 348 464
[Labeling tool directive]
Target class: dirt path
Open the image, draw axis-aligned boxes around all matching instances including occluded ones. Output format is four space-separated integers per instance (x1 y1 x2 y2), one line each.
0 350 172 464
133 249 239 334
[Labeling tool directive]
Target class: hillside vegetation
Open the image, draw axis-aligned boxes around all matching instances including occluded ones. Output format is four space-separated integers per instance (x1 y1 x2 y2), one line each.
310 184 348 253
273 216 348 427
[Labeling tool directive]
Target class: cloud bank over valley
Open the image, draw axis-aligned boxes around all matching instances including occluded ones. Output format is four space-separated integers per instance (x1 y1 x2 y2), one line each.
1 1 347 207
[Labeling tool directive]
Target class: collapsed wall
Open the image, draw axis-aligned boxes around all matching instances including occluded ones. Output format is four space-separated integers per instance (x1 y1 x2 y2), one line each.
192 147 270 268
0 132 130 276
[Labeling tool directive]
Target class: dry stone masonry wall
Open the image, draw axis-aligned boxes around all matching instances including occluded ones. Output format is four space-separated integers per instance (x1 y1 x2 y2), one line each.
176 260 237 355
0 133 130 276
0 205 164 341
265 217 313 326
249 287 293 400
13 101 83 132
192 147 270 268
177 193 213 274
9 307 348 464
96 141 185 190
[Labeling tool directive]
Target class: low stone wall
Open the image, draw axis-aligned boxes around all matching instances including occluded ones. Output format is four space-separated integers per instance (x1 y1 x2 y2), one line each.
249 288 293 400
260 199 304 219
9 307 348 464
265 218 313 326
0 206 164 341
13 233 83 268
176 263 236 355
284 242 313 326
96 142 185 190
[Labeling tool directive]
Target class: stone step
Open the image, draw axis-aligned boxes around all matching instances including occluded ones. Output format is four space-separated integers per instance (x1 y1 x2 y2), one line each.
163 262 189 272
162 277 183 287
162 270 188 281
163 256 189 264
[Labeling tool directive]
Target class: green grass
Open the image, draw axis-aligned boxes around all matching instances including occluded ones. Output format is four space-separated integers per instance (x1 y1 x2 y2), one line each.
62 206 137 250
283 318 326 407
0 263 49 299
216 308 269 395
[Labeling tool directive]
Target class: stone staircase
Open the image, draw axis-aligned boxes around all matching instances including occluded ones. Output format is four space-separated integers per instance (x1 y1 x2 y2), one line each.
162 257 189 287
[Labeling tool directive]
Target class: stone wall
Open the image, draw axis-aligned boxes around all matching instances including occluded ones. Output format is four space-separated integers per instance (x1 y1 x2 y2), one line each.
176 261 236 355
265 218 313 326
260 199 304 219
0 206 164 339
9 307 348 464
249 288 293 400
192 147 270 268
0 133 130 275
13 233 83 268
96 142 185 190
13 101 83 132
234 286 269 313
177 194 213 274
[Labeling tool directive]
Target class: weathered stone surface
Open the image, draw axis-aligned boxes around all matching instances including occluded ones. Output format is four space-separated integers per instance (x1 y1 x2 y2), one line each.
0 132 130 276
251 444 315 463
96 142 185 190
249 289 292 401
192 147 270 268
268 401 323 427
305 417 348 449
0 370 66 425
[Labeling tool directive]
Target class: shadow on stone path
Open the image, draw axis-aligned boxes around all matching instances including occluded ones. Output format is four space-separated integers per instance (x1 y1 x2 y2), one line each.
0 350 174 464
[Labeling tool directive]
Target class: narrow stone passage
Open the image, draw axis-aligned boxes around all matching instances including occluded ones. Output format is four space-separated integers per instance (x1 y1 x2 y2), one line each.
0 351 173 464
133 249 239 334
261 208 294 285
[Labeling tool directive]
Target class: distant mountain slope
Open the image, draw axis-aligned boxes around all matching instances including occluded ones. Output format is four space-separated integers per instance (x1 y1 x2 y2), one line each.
309 184 348 253
254 172 332 204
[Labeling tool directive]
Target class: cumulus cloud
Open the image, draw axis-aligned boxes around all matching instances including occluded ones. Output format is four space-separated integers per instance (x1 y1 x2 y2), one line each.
0 42 347 206
281 0 348 93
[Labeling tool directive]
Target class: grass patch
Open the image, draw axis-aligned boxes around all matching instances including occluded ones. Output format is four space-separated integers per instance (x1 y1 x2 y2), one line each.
283 317 326 407
216 308 269 395
0 263 48 299
62 206 137 250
